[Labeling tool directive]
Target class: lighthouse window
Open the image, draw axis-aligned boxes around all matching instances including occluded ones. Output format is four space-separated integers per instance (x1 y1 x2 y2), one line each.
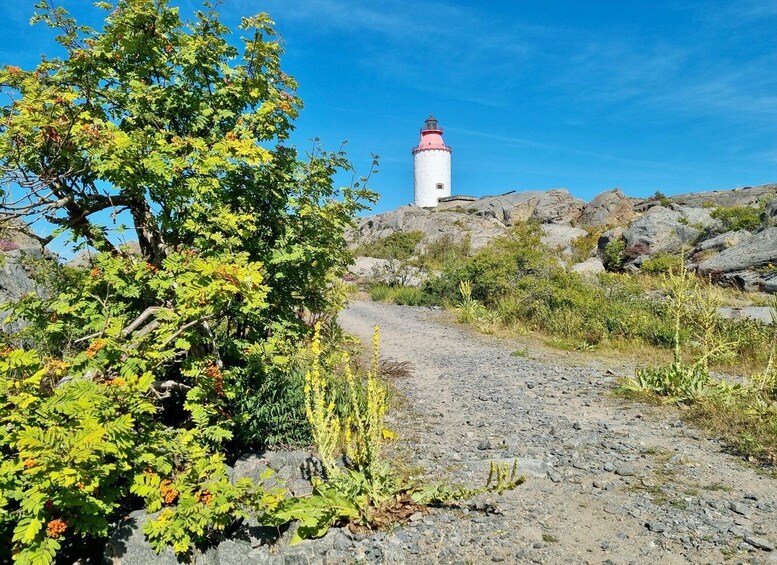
436 183 444 190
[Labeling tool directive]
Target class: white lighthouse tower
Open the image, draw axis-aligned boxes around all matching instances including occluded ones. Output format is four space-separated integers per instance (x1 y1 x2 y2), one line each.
412 114 452 208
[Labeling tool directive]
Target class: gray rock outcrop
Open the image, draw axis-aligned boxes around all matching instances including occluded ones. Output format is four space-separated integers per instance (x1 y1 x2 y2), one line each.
696 230 750 253
350 183 777 291
352 205 506 250
231 450 321 497
104 510 179 565
764 197 777 223
716 270 777 293
531 189 586 225
454 188 584 226
349 256 424 287
671 205 720 231
540 224 588 255
571 257 606 276
0 220 48 333
718 306 775 324
698 228 777 275
578 189 634 228
623 206 701 254
666 183 777 208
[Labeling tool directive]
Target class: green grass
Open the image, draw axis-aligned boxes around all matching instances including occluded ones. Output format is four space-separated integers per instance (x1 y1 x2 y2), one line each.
369 284 437 307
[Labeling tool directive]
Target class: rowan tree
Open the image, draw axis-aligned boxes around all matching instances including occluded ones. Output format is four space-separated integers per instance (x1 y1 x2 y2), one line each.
0 1 375 561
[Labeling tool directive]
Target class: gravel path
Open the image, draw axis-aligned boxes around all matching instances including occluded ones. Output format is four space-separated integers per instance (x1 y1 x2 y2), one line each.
337 300 777 565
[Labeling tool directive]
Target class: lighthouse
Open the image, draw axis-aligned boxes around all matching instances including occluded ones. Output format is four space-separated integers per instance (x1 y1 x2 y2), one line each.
412 114 452 208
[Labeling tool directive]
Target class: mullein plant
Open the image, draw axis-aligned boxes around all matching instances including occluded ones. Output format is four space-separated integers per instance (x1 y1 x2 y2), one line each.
265 323 524 544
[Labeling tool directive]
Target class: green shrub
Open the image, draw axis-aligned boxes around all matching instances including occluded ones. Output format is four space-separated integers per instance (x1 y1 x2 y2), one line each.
570 230 600 263
710 205 764 232
424 222 555 304
391 287 433 306
370 284 391 302
641 253 683 274
232 362 311 448
356 231 424 261
418 233 471 271
603 239 626 271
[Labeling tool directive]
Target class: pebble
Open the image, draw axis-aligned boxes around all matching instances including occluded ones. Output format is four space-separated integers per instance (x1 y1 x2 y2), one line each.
730 501 751 517
646 522 666 533
615 464 635 477
745 536 776 552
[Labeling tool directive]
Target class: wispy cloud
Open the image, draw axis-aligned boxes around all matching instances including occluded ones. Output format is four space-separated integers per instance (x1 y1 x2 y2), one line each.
543 7 777 130
449 126 698 173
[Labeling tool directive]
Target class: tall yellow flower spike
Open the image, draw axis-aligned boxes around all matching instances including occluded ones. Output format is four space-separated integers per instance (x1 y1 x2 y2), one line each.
303 322 341 477
304 323 389 487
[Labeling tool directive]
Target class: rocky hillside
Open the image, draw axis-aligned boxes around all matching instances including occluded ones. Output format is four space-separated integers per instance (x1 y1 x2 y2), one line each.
350 184 777 292
0 218 49 333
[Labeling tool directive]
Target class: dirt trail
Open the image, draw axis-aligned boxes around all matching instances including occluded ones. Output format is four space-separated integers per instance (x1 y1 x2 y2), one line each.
339 300 777 565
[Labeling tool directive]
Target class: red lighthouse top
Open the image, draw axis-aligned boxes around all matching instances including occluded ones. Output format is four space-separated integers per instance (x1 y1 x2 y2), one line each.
412 114 452 155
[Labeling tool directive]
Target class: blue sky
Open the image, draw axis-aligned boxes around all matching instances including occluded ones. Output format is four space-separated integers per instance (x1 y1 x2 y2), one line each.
3 0 777 216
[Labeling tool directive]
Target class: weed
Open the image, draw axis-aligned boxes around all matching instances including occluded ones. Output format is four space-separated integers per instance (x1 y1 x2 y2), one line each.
370 284 436 307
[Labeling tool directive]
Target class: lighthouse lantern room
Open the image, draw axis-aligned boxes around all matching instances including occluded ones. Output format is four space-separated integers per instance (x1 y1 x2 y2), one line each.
412 114 452 208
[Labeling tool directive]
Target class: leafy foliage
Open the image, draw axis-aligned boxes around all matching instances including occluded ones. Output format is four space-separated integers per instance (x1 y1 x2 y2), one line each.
355 231 424 261
710 204 764 232
641 253 683 275
603 239 626 271
0 1 375 561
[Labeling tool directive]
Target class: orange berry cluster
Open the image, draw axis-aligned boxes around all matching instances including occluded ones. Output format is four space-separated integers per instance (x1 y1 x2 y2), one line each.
46 519 67 539
204 363 224 397
80 123 101 140
197 490 214 506
160 479 179 504
214 265 239 284
85 338 107 358
23 458 37 469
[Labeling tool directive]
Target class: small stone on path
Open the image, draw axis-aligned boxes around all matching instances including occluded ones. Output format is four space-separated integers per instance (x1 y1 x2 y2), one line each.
745 536 775 552
615 464 635 477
